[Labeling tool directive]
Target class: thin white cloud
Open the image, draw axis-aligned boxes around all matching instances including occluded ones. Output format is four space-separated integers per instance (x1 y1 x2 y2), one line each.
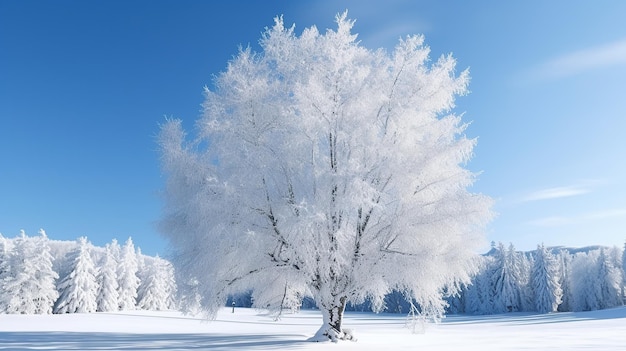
585 208 626 220
527 216 574 227
532 38 626 80
528 208 626 227
522 185 591 202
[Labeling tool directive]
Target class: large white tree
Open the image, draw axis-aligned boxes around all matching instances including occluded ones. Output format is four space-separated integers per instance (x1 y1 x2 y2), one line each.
158 13 492 341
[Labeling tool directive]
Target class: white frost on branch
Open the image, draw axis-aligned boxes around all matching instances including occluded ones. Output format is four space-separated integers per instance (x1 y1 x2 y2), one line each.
159 11 493 340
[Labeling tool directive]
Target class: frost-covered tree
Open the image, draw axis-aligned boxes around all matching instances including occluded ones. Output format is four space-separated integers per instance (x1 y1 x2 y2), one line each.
54 237 99 314
158 13 492 340
135 247 147 305
622 241 626 304
96 241 119 312
137 256 177 310
530 244 562 313
32 230 60 314
511 249 535 311
596 248 621 309
2 230 59 314
0 234 10 291
117 237 140 310
570 249 621 311
557 250 573 312
109 238 121 261
490 243 524 313
463 256 494 314
570 251 600 311
176 277 202 315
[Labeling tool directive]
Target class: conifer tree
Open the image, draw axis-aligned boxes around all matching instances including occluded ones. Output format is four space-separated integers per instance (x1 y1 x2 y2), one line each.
117 237 140 310
556 250 573 312
620 243 626 305
515 245 534 312
570 251 600 311
0 234 11 312
137 256 177 310
96 241 120 312
2 230 59 314
464 256 494 314
33 230 61 314
596 248 621 309
54 237 99 314
531 244 562 313
491 243 523 312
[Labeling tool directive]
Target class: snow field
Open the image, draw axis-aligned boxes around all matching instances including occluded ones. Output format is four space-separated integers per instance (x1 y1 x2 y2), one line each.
1 307 625 350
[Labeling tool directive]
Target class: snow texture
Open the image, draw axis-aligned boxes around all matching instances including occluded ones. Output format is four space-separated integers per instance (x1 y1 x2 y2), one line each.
0 307 625 350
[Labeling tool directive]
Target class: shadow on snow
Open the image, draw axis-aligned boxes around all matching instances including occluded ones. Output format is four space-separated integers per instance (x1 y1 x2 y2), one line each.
0 332 310 350
445 306 626 326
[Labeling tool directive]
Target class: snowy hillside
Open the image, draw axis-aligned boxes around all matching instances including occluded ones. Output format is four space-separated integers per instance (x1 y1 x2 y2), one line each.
1 307 625 350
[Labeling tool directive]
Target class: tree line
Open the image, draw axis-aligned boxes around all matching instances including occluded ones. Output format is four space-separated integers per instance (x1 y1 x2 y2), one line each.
3 229 623 317
0 230 176 314
189 241 626 316
447 242 625 314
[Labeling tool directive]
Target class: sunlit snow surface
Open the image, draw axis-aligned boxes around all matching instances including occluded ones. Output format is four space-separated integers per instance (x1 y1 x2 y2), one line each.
1 307 625 350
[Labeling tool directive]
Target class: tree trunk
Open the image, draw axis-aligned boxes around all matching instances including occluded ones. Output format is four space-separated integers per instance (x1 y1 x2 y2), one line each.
309 296 355 342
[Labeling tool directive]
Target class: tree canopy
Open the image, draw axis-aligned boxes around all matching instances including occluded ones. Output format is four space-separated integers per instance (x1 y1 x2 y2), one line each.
158 12 493 341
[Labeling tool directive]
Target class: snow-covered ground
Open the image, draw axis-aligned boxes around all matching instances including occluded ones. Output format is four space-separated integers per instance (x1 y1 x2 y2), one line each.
1 307 625 350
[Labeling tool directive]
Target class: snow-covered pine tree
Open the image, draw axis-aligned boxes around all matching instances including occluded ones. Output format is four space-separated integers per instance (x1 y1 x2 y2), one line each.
158 12 493 341
622 241 626 304
530 244 562 313
0 233 13 313
134 247 149 306
511 244 535 311
3 232 38 314
607 246 623 305
109 238 121 261
137 256 177 310
596 248 621 309
0 234 11 303
54 236 99 314
570 251 600 311
463 256 494 314
491 243 523 312
557 250 573 312
96 241 119 312
32 230 61 314
161 258 177 310
117 237 140 310
2 230 59 314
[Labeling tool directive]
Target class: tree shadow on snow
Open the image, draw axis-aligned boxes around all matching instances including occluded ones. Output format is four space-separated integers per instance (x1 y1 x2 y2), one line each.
446 306 626 326
0 332 310 350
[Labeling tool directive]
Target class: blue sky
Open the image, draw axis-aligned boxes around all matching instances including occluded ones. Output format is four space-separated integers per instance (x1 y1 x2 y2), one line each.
1 0 625 256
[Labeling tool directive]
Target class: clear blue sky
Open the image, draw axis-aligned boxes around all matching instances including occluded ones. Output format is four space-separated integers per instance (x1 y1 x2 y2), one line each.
2 0 625 256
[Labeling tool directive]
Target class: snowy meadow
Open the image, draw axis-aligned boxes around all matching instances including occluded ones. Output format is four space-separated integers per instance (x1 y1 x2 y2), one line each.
1 307 625 350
